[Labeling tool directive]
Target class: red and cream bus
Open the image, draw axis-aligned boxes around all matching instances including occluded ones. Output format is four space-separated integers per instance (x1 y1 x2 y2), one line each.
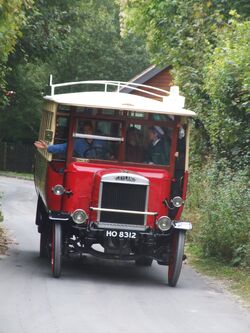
34 77 195 286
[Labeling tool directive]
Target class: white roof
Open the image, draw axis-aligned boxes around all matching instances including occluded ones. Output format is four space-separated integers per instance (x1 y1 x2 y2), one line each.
44 91 196 117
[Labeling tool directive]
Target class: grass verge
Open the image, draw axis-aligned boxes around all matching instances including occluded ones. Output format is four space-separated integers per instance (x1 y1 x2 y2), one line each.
0 170 33 181
187 243 250 306
0 208 8 255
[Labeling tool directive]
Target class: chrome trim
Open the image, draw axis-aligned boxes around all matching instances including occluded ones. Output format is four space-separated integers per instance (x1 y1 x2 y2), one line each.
101 172 149 185
96 222 147 231
171 196 184 208
49 216 69 221
173 221 192 230
91 207 157 216
97 179 104 222
101 180 147 186
52 184 65 196
144 184 149 224
73 133 123 142
156 216 172 231
97 172 150 225
71 209 88 224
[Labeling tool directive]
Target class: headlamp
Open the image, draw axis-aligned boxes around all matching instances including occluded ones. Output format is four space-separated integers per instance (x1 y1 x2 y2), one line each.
52 185 65 196
172 196 184 208
72 209 88 224
156 216 172 231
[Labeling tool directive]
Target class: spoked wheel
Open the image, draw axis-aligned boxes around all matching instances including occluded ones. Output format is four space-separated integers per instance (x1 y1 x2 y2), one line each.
168 230 186 287
135 256 153 266
51 222 62 278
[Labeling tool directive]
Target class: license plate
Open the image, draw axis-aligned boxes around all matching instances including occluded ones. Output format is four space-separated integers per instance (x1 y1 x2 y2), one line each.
105 230 137 239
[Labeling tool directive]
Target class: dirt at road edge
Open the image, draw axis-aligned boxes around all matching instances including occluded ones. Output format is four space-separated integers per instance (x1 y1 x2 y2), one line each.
0 225 12 255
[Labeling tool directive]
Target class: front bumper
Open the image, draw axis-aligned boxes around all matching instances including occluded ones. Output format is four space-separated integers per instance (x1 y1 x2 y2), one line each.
173 221 192 230
48 211 192 232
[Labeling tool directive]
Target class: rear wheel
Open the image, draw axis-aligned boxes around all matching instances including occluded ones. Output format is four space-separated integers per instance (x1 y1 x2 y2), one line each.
51 222 62 278
40 228 50 258
168 230 185 287
135 256 153 266
35 197 43 227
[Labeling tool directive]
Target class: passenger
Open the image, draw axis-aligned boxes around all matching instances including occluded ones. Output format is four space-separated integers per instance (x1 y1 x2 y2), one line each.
34 122 106 158
125 127 144 163
145 125 169 165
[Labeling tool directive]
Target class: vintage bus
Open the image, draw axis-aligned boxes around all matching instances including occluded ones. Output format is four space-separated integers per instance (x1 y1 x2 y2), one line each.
34 77 196 286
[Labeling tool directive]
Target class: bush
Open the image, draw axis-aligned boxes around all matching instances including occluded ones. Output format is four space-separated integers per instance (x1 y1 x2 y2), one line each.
184 162 250 267
203 19 250 169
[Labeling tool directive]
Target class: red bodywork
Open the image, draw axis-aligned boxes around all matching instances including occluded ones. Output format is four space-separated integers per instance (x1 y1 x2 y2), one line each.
34 83 194 283
45 161 173 229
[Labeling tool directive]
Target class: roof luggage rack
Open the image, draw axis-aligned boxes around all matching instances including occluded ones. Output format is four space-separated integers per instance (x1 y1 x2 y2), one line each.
49 75 171 100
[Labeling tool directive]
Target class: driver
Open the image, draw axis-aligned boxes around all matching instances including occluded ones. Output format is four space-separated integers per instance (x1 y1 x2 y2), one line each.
145 125 169 165
34 122 105 158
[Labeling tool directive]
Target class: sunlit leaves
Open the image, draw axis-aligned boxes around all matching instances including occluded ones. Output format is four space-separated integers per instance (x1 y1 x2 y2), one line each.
0 0 33 95
121 0 249 169
0 0 149 142
203 19 250 166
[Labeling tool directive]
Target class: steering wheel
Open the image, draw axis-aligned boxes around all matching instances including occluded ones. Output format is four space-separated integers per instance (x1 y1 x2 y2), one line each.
83 146 112 159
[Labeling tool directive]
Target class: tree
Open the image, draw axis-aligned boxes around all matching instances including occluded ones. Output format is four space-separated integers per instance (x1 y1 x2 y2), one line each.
203 18 250 167
0 0 149 142
0 0 33 103
121 0 250 168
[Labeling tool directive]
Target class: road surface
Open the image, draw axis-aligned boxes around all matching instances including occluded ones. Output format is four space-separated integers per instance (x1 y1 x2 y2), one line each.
0 176 249 333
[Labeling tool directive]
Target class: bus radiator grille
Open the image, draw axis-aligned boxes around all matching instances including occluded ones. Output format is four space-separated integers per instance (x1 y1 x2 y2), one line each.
100 182 147 226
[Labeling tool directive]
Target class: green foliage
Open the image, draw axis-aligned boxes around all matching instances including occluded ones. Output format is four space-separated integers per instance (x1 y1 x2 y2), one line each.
122 2 250 267
1 0 149 142
0 62 49 142
122 1 250 170
185 163 250 267
122 1 231 98
0 0 33 97
187 243 250 303
203 19 250 167
48 0 148 83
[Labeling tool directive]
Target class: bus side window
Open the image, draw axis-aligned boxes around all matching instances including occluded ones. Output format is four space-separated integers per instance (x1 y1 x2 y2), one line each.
54 116 69 144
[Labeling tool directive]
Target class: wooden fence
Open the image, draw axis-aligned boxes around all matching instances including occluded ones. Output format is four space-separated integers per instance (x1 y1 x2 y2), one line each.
0 142 34 173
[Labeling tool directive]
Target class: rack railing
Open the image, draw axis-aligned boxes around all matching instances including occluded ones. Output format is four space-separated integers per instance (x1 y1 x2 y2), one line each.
49 75 170 100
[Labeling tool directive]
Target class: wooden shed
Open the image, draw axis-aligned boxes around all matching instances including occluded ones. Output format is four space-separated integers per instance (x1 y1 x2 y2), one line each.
121 65 173 100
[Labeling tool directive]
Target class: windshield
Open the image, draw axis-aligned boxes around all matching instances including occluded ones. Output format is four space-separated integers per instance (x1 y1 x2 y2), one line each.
72 118 172 166
125 123 172 165
53 106 174 166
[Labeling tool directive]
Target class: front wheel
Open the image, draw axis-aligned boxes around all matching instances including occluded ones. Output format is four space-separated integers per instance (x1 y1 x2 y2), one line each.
51 222 62 278
168 230 186 287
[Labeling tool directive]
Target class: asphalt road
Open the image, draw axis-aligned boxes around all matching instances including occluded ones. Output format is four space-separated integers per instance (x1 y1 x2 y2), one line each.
0 175 249 333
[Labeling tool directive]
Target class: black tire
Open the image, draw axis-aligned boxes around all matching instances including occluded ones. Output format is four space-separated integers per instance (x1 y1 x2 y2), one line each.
135 256 153 266
35 196 44 228
51 222 62 278
168 230 186 287
39 228 50 258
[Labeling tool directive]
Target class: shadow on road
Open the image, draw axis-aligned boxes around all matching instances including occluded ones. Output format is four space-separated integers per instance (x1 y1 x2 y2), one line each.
15 249 171 287
63 256 168 287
